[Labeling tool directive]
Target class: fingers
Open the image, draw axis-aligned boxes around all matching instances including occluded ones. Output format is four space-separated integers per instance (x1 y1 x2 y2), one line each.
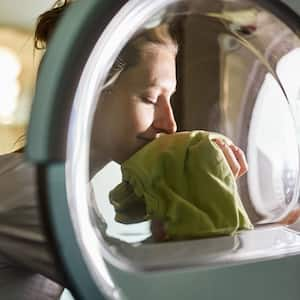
213 139 248 179
214 139 240 178
278 208 300 225
151 219 167 241
229 144 248 177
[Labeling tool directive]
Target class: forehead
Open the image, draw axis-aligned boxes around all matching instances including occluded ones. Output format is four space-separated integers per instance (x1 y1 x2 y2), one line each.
120 45 177 93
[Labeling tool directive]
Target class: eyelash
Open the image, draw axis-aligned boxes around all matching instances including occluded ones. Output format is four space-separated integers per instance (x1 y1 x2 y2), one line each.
141 97 157 105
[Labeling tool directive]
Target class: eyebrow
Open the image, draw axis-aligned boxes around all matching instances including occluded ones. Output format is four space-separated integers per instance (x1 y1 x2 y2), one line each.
142 83 177 95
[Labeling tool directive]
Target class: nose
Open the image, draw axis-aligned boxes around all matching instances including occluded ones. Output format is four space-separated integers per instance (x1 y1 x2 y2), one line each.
152 98 177 134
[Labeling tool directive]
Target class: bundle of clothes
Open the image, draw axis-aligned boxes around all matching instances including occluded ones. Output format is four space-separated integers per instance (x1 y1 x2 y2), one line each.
109 130 253 241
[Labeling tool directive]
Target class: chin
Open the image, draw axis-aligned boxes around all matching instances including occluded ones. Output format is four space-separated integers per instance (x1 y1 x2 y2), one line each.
115 140 151 163
114 149 136 164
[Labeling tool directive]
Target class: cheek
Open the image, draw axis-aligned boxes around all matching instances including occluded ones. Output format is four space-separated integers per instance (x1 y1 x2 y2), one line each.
130 103 155 130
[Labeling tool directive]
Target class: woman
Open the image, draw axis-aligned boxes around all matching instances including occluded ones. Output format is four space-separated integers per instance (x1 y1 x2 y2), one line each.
35 0 248 178
85 17 248 179
0 0 249 299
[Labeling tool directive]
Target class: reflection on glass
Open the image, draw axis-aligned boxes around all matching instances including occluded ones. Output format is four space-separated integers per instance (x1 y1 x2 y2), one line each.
88 1 300 246
247 73 299 222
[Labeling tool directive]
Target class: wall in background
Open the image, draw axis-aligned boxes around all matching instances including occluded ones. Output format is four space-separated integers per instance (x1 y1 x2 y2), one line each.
0 0 54 30
0 1 54 153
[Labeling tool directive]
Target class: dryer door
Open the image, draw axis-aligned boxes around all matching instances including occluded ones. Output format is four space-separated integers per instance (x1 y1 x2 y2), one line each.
27 1 300 300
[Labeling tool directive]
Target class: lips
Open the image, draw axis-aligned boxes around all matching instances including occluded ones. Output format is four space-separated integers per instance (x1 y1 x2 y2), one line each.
137 132 164 142
137 135 155 142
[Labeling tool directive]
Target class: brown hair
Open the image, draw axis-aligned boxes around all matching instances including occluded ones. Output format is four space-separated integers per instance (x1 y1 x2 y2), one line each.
34 0 72 49
104 24 178 89
34 1 178 87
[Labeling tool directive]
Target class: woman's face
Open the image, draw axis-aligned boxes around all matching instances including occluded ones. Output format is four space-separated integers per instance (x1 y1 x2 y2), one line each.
95 44 177 163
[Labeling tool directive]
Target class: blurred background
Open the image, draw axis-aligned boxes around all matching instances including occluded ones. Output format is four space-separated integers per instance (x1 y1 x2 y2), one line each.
0 1 74 299
0 0 53 154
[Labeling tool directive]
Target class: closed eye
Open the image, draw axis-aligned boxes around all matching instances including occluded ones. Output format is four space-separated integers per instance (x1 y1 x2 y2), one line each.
141 96 157 105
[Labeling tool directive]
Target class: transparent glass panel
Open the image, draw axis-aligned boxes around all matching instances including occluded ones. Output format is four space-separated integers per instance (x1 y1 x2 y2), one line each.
65 0 300 292
88 0 300 243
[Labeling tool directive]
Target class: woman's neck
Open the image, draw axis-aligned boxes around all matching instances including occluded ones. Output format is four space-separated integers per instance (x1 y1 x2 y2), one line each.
89 145 111 179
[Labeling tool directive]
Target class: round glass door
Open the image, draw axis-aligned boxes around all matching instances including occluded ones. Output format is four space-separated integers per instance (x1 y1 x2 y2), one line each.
27 0 300 299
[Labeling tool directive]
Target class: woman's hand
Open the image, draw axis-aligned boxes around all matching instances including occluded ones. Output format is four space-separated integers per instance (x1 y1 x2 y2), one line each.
151 218 167 242
213 138 248 179
278 208 300 225
151 137 249 242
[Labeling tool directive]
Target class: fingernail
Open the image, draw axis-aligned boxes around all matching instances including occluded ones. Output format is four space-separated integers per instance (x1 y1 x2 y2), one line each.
213 139 223 146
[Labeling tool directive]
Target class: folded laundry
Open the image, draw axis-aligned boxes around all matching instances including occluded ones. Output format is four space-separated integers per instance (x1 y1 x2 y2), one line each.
110 130 253 240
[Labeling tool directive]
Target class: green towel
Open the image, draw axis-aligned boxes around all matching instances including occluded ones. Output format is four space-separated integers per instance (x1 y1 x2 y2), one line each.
109 130 253 240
